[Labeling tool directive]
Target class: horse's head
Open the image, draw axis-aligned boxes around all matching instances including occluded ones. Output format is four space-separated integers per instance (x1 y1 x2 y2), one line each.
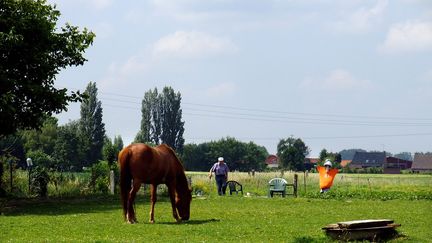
176 188 192 221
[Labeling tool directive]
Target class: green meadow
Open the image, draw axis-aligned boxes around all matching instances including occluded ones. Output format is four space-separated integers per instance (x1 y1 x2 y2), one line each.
1 172 431 242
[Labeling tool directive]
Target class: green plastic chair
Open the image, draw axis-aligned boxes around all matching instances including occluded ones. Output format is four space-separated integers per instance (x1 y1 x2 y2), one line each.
226 180 243 195
268 178 288 197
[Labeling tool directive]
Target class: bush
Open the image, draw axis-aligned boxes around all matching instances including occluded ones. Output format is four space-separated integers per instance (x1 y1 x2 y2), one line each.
30 167 50 197
27 150 55 169
89 161 110 194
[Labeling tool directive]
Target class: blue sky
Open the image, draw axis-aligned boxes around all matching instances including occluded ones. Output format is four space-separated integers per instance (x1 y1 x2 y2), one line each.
50 0 432 157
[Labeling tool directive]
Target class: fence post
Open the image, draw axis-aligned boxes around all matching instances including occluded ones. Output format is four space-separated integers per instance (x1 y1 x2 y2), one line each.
293 174 298 197
303 171 306 194
110 170 115 195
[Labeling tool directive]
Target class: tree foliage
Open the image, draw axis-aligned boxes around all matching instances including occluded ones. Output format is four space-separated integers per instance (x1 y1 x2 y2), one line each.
52 120 85 171
277 137 309 171
0 0 95 137
135 87 185 152
102 135 123 166
20 116 58 156
181 137 268 172
393 152 413 161
318 148 342 168
79 82 106 167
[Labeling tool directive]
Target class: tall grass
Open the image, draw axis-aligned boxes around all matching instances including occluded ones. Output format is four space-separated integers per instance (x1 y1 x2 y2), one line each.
188 171 432 200
3 169 431 200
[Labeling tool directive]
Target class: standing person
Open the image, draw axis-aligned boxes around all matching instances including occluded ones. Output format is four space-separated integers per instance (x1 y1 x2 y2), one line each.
317 159 339 193
208 157 229 195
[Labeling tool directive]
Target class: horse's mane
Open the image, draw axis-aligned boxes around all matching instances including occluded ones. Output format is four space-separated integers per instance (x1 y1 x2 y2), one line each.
159 144 189 193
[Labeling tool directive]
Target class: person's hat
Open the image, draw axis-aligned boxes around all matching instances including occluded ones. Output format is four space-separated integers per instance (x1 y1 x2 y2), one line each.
218 157 224 162
324 159 332 167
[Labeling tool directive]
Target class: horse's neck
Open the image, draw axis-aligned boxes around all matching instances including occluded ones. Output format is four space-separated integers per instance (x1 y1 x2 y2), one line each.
175 171 188 192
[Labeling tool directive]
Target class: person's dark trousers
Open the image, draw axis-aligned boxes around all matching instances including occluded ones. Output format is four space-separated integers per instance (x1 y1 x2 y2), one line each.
215 175 227 195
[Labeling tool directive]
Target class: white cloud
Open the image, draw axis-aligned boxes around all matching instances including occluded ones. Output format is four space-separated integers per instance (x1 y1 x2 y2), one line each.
379 20 432 54
331 0 388 34
50 0 112 10
92 22 113 39
205 82 237 98
300 69 373 92
88 0 112 9
152 31 238 59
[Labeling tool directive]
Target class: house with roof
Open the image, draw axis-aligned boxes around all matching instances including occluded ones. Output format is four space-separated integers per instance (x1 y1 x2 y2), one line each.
341 160 352 168
348 151 413 174
265 155 279 169
384 157 413 174
349 151 386 169
412 153 432 173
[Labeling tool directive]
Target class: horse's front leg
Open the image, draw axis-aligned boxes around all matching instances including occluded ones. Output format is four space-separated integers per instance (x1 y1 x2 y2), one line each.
167 183 180 222
149 184 157 224
127 180 141 224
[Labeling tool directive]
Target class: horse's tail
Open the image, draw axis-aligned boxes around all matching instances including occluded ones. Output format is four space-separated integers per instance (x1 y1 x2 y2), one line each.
118 147 132 220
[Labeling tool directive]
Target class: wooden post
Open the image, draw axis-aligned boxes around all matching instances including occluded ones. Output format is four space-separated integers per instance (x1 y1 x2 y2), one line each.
109 170 115 195
303 171 306 194
293 174 298 197
9 160 13 192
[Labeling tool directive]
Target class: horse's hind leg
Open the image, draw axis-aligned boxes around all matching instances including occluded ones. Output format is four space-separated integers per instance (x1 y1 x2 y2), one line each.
149 184 157 224
127 180 141 224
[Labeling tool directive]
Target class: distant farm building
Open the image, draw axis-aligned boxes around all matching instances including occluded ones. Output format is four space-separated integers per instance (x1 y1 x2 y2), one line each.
349 151 413 174
265 155 279 169
341 160 352 167
384 157 413 174
412 153 432 173
349 151 387 169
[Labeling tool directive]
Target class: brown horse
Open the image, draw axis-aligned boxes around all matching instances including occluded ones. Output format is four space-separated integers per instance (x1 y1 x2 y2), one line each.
118 143 192 224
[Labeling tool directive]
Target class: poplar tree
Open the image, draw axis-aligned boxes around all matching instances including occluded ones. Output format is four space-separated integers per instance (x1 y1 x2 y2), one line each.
79 82 105 167
135 87 185 152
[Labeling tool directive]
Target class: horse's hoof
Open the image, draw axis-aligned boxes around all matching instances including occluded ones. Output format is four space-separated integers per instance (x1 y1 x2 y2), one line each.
149 220 155 224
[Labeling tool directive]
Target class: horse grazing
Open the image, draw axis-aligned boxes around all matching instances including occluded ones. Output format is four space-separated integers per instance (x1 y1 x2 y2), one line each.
118 143 192 224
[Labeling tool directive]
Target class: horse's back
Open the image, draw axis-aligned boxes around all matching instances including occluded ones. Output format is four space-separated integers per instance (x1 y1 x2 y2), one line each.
120 143 182 183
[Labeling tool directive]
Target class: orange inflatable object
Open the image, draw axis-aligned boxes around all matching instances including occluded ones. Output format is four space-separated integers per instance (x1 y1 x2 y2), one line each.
317 166 338 190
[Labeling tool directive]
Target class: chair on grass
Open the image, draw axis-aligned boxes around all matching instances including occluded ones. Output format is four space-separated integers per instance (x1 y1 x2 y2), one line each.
268 178 288 197
226 180 243 195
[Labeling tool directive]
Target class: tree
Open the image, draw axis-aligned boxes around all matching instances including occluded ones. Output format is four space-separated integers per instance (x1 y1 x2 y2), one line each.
160 87 185 152
102 135 123 166
20 116 58 156
113 135 124 153
318 148 341 168
180 137 269 171
0 134 25 194
102 137 116 166
0 0 95 137
135 89 158 144
394 152 413 161
79 82 106 167
52 120 85 171
277 137 309 171
135 87 185 152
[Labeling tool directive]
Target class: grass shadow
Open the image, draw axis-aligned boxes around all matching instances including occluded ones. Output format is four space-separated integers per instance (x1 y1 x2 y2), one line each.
157 218 220 225
1 196 122 216
293 236 331 243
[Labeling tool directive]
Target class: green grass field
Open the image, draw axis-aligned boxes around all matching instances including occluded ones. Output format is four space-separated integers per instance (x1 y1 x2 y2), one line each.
1 196 431 242
1 172 431 242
